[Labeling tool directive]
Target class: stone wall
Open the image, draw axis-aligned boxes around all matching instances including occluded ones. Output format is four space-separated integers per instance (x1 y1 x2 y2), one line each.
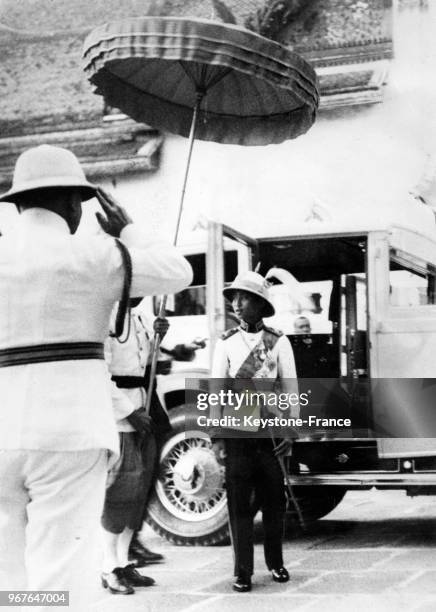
0 0 393 136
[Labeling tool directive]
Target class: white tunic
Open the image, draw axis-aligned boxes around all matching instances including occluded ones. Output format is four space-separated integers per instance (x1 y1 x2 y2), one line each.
211 327 300 420
0 208 192 457
106 311 151 432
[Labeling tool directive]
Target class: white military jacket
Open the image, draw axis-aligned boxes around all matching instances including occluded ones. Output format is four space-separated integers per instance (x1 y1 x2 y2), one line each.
106 310 151 432
211 324 300 423
0 208 192 458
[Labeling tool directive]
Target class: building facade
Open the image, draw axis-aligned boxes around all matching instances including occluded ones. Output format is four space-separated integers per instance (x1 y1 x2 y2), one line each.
0 0 435 237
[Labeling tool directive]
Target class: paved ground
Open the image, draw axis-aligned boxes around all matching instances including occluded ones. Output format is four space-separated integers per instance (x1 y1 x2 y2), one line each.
90 490 436 612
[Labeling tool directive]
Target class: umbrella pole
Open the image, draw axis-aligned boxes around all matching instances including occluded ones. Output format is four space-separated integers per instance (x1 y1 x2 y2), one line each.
144 92 204 415
173 91 204 246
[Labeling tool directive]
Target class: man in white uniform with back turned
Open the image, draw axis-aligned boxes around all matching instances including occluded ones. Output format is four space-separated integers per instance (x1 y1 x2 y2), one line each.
0 145 192 610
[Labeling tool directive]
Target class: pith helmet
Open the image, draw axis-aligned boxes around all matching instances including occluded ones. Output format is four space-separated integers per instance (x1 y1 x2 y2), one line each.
0 144 97 203
223 271 275 317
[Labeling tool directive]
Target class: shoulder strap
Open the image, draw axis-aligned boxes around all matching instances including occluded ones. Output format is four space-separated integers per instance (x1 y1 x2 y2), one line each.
221 327 239 341
262 328 282 352
263 325 283 338
112 238 132 339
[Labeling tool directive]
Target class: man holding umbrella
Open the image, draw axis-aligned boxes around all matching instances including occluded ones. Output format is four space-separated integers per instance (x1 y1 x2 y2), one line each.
102 300 197 593
0 144 192 610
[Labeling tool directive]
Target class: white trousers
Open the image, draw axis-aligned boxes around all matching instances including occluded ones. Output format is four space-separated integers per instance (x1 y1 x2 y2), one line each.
0 449 108 611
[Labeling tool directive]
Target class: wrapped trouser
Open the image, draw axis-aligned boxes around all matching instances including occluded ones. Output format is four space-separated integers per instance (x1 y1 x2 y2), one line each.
102 432 157 533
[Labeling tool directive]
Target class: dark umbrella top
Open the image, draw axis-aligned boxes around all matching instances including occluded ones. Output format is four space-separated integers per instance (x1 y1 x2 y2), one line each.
83 16 319 146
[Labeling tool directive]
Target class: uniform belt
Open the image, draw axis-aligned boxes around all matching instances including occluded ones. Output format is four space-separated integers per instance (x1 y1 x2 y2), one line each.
112 375 146 389
0 342 104 367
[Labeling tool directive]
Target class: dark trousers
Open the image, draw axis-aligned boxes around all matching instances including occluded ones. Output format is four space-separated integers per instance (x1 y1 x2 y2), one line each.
140 432 158 519
102 432 148 534
224 438 286 577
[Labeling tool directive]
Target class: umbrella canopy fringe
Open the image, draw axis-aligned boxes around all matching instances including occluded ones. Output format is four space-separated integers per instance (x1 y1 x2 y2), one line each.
83 18 319 100
89 67 316 146
84 46 318 109
82 16 319 146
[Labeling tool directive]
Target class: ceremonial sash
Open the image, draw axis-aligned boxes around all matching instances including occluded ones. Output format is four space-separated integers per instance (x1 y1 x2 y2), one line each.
234 330 281 379
223 330 281 432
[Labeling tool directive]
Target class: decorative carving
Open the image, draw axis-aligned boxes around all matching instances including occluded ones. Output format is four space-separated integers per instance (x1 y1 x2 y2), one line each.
319 71 374 95
398 0 428 10
0 0 393 58
0 120 162 188
280 0 392 51
147 0 393 64
244 0 319 41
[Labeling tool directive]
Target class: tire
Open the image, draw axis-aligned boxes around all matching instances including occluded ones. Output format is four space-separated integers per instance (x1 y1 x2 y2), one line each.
145 404 346 544
284 486 346 528
144 405 230 546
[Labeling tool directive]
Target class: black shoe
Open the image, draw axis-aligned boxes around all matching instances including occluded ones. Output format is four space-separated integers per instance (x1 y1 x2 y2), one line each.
271 567 289 583
129 539 164 565
101 567 135 594
122 564 155 587
232 575 252 592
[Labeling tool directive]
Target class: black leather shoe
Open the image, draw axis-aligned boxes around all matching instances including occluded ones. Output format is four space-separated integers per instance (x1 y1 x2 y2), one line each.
271 567 289 583
128 539 164 566
122 564 155 587
101 567 135 594
232 575 252 592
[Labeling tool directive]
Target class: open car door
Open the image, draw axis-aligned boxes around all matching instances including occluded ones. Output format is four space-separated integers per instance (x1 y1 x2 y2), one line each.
368 230 436 458
206 222 258 355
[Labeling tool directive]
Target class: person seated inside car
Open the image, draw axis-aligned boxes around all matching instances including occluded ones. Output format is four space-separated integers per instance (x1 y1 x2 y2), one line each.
293 316 312 342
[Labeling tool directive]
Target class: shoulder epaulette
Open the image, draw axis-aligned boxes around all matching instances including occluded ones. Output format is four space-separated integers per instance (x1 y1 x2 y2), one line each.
221 327 239 341
263 326 283 337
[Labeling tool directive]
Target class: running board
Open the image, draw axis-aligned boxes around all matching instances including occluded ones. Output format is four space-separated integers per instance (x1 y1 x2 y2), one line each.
288 473 436 487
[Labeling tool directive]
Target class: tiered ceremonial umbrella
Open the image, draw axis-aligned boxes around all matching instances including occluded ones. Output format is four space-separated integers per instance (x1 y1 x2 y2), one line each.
83 14 319 420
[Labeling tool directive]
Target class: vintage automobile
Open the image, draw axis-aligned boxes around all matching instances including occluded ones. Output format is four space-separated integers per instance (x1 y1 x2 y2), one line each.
140 212 436 545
